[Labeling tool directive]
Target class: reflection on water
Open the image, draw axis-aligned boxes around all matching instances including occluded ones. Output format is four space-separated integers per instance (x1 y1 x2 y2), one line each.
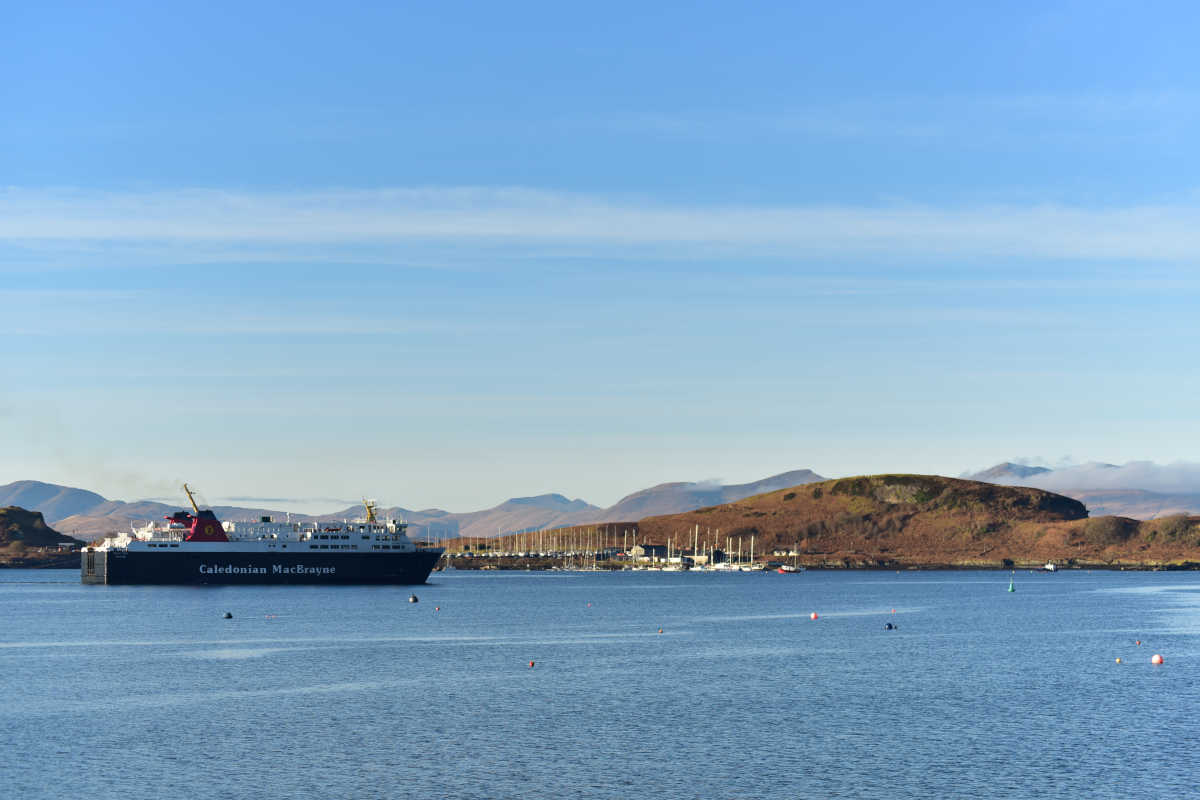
191 647 294 660
3 568 1199 799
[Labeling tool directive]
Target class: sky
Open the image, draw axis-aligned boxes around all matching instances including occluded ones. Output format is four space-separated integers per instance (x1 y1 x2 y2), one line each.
4 1 1200 512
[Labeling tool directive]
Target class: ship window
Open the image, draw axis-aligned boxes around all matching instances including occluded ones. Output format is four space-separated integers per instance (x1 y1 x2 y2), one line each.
170 544 179 548
362 535 369 540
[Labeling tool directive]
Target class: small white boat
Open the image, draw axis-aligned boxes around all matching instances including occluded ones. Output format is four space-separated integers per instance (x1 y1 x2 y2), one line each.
1043 562 1057 572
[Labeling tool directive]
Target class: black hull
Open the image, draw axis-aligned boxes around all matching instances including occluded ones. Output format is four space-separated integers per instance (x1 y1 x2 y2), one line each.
81 548 442 585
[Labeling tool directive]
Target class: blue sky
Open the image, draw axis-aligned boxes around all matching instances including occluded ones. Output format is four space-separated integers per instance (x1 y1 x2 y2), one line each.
4 2 1200 511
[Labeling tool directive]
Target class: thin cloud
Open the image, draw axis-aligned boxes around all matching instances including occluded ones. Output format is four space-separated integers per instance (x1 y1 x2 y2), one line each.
585 90 1200 145
4 186 1200 262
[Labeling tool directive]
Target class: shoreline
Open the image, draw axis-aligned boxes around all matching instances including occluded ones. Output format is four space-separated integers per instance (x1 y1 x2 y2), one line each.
6 552 1200 572
433 555 1200 572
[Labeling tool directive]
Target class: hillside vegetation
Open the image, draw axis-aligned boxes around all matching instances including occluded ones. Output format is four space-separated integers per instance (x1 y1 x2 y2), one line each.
635 474 1200 568
1 506 80 550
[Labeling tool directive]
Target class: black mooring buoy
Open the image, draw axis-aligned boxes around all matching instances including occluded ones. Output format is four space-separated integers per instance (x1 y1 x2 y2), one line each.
223 612 233 619
409 594 419 603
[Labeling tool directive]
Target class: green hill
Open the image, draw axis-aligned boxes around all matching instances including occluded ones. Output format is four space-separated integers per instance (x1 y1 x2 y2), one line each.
1 506 81 549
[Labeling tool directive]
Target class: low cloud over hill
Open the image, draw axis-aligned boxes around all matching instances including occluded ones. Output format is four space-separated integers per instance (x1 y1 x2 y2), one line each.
966 461 1200 519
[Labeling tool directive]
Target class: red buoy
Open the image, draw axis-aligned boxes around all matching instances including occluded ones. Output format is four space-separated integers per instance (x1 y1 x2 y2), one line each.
810 612 819 620
529 660 535 668
658 628 663 634
1151 654 1164 665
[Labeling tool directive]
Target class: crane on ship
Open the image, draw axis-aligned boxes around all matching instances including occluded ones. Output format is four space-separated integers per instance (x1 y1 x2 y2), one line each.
183 483 202 514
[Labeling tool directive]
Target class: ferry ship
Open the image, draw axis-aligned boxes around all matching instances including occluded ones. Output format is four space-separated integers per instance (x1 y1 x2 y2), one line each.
81 486 442 585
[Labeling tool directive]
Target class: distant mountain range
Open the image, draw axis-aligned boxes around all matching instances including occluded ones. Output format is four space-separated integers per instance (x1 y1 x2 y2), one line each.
0 481 108 524
11 459 1199 539
0 469 827 539
967 463 1052 483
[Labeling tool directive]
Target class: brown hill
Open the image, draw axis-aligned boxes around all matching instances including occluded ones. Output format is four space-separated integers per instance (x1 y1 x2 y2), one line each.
632 474 1200 568
1 506 81 549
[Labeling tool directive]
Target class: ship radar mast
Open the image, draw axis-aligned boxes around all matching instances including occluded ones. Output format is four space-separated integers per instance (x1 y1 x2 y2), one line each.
182 483 201 514
363 498 378 524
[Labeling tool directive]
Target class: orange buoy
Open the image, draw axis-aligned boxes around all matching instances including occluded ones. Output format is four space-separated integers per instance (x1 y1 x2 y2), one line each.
1136 640 1142 646
810 612 819 620
1115 658 1122 664
658 628 663 634
891 608 895 614
1151 654 1164 665
529 660 535 668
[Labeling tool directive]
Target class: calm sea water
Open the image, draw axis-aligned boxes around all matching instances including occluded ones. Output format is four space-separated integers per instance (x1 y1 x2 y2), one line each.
3 568 1198 799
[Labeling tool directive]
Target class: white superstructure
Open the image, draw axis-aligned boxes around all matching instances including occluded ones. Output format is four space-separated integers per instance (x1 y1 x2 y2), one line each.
93 497 420 555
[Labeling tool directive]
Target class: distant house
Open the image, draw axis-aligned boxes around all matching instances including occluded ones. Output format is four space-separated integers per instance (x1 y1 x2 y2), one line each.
628 544 667 562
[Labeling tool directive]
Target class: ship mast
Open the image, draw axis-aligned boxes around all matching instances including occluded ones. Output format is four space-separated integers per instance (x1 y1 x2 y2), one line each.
182 483 201 514
363 498 378 524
